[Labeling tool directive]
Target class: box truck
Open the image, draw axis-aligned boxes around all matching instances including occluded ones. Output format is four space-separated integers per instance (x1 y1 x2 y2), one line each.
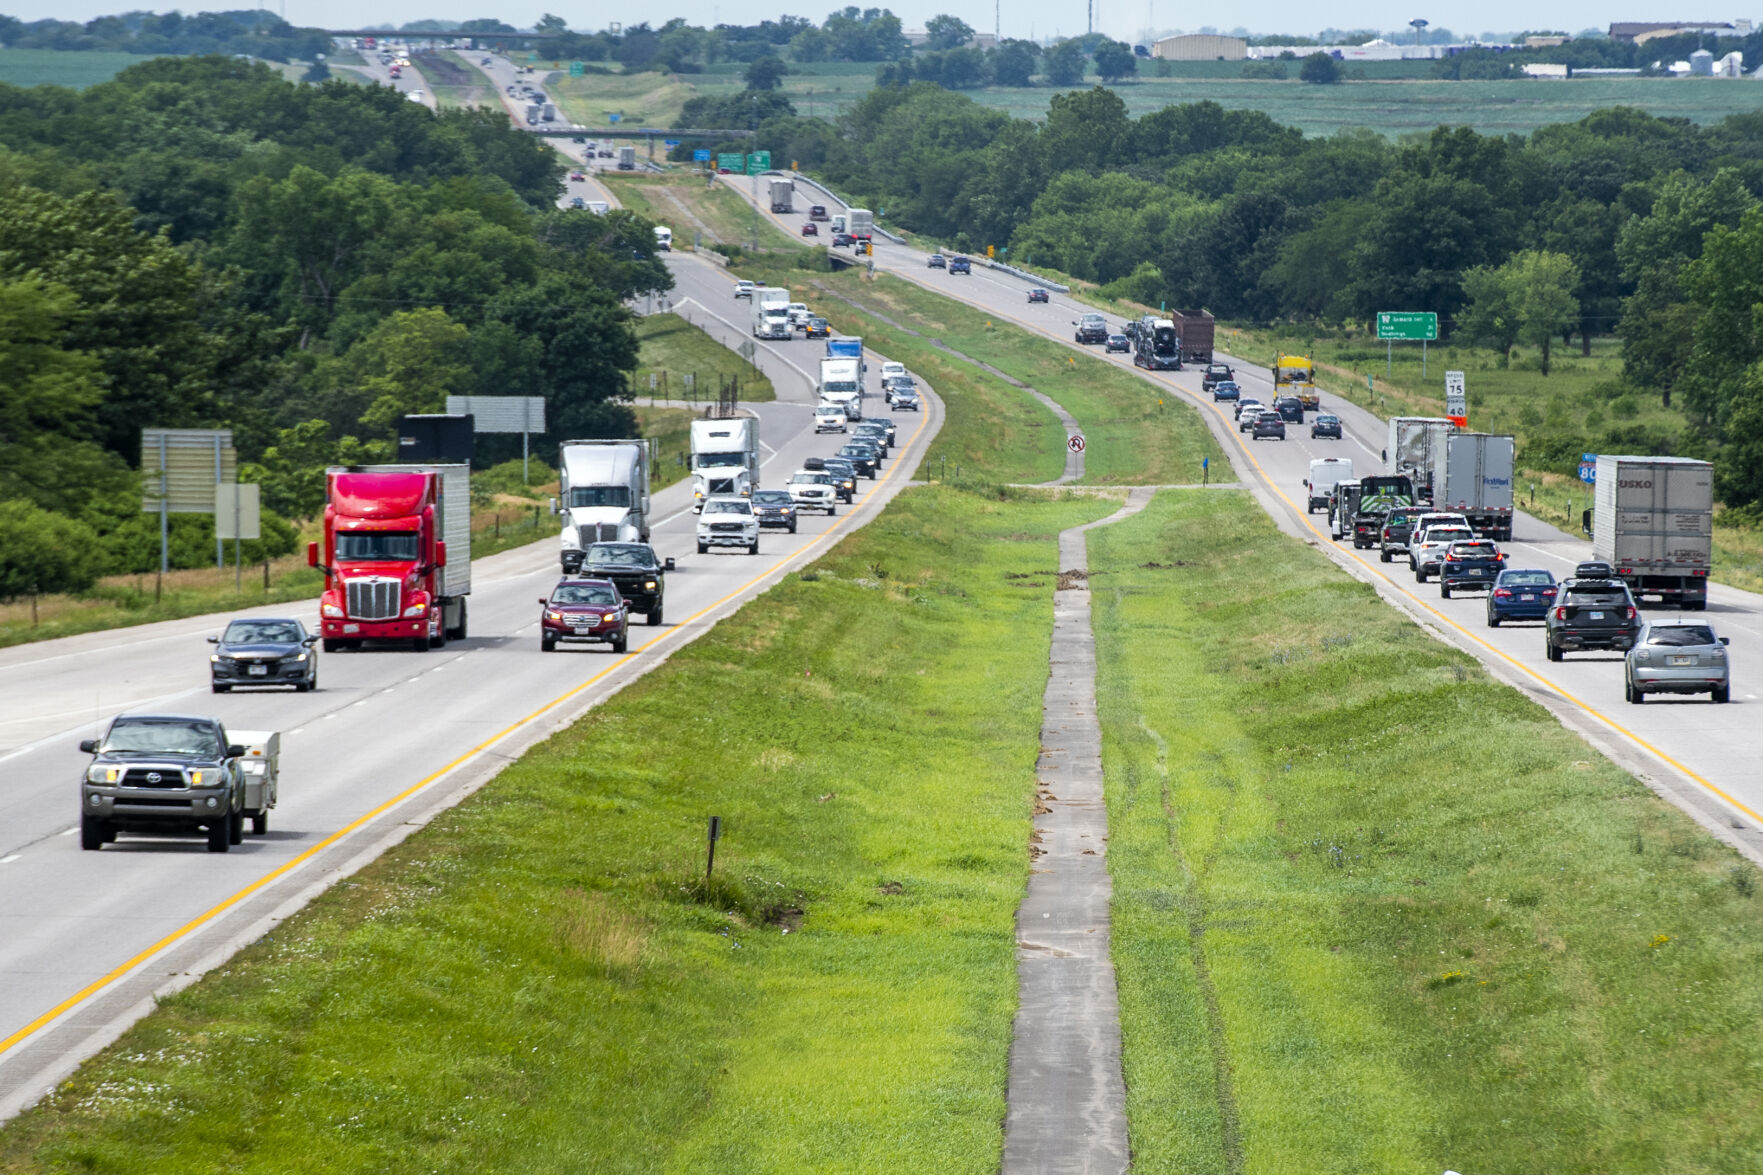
768 177 794 213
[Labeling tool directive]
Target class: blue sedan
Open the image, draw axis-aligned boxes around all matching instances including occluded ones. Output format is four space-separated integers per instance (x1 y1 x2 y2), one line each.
1212 380 1240 402
1486 568 1558 627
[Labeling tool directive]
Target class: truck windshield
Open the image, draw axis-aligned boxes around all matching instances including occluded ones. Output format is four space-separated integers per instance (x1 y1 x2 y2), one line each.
823 381 858 393
568 486 631 509
103 720 220 756
335 532 419 561
695 452 745 468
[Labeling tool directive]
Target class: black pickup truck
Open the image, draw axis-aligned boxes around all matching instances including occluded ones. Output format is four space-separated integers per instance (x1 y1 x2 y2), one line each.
1438 540 1505 598
579 541 673 626
79 714 247 852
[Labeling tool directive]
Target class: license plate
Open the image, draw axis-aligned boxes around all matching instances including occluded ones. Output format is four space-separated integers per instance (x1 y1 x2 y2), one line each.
248 665 268 676
1521 594 1535 601
1670 655 1693 666
574 626 596 635
1590 611 1604 619
1469 569 1484 575
343 624 359 633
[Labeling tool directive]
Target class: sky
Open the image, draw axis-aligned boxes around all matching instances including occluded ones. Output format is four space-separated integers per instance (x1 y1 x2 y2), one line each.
1 1 1672 43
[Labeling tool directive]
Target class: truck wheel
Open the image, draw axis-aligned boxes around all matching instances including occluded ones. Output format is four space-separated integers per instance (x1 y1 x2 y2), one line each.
207 818 230 853
252 811 268 835
80 815 105 851
454 600 468 640
1440 583 1451 599
432 624 446 650
647 605 663 627
749 539 760 555
1380 549 1391 563
323 639 339 653
697 541 708 554
414 635 430 652
228 808 244 845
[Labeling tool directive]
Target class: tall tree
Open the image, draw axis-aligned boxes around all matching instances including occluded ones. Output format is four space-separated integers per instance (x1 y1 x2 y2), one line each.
1093 40 1137 83
1042 39 1086 86
923 14 973 49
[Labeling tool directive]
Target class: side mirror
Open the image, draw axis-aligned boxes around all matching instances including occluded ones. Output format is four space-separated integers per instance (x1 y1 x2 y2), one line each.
1303 480 1310 488
307 541 319 568
1721 636 1731 646
207 635 220 644
303 636 318 646
79 739 97 754
549 497 559 516
538 597 549 606
435 541 447 569
227 744 247 759
664 557 676 571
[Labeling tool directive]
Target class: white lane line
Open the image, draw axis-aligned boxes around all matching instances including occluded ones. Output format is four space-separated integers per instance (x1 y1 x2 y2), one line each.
57 827 76 837
289 728 306 736
759 440 778 455
0 855 20 864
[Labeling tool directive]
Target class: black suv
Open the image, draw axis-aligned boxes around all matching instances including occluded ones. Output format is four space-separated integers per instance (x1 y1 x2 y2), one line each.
821 458 858 501
1201 363 1233 392
1273 395 1304 423
1545 578 1641 661
79 714 247 852
578 541 673 626
751 489 799 533
1074 314 1109 344
840 442 879 478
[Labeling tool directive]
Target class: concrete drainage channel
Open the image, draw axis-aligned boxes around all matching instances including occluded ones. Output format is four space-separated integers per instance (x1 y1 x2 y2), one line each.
1003 487 1154 1175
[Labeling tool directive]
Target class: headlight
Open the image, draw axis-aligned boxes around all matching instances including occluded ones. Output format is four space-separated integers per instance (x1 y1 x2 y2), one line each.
87 766 119 783
322 603 343 618
694 489 704 499
210 654 221 663
644 580 657 589
545 610 564 622
190 770 205 787
293 652 308 662
403 602 428 617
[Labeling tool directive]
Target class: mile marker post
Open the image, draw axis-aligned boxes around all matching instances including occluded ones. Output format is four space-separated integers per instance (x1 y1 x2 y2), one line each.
706 815 722 884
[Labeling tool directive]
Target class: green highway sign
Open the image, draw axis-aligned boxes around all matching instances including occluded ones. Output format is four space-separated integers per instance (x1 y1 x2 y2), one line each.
717 152 745 172
745 150 772 174
1377 311 1438 341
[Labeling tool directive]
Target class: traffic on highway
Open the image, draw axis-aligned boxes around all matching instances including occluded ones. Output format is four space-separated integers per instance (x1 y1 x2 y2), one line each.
723 169 1762 844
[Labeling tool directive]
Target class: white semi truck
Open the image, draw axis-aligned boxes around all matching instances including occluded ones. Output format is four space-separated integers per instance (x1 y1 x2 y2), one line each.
690 417 760 512
819 356 863 421
1385 416 1457 502
768 177 794 213
751 287 791 339
1592 455 1714 610
555 439 655 572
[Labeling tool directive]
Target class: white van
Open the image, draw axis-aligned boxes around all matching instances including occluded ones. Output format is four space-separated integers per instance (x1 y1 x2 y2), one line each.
653 226 673 252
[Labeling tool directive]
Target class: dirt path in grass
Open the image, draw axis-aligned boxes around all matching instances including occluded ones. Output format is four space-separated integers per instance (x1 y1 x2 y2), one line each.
1003 487 1153 1174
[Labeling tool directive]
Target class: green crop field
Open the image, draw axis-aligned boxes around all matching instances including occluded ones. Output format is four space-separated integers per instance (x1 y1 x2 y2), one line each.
0 48 161 89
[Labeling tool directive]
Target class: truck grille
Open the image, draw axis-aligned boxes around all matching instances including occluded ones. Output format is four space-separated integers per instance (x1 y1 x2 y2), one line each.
710 522 745 533
122 768 185 788
707 478 738 494
578 521 620 545
346 578 401 620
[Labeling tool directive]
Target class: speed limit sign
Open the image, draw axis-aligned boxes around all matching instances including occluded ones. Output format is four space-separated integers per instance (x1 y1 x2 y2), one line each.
1068 435 1086 453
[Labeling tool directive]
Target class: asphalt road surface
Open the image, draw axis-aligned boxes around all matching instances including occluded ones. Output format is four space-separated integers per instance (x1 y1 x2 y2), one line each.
0 252 940 1118
723 171 1763 862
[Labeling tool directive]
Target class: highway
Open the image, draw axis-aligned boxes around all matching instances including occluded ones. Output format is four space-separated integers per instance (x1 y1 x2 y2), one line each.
720 172 1763 859
0 248 940 1118
338 45 437 110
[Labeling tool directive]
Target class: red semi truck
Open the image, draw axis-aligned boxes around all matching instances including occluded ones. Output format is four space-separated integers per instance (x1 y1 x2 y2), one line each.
308 464 472 652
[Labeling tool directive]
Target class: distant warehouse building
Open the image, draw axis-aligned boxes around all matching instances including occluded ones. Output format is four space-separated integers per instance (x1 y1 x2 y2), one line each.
1152 34 1247 61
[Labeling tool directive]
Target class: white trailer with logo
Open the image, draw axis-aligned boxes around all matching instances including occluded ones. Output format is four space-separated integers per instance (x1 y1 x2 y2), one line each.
1592 455 1714 609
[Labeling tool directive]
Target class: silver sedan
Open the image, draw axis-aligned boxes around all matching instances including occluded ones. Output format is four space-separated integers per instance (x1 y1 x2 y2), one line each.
1625 618 1731 704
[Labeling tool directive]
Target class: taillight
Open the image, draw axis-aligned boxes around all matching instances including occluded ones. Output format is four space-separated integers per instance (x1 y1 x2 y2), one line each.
1555 607 1568 620
1383 528 1391 538
1541 588 1556 596
1493 588 1512 599
1624 607 1635 620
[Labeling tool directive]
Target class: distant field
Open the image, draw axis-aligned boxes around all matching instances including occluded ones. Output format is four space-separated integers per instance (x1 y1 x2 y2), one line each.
0 47 157 89
553 62 1762 138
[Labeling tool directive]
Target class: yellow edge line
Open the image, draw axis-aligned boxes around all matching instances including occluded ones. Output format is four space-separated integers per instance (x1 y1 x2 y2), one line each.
0 404 933 1061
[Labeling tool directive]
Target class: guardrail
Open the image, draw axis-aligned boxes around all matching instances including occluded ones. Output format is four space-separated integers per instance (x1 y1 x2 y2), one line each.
986 261 1070 292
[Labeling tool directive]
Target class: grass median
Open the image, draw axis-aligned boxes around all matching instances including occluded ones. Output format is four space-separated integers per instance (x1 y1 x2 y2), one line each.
0 485 1117 1172
1089 489 1763 1173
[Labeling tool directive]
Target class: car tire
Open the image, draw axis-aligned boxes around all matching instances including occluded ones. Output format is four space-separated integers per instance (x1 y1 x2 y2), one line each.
1487 613 1500 627
1415 568 1427 582
789 523 798 533
229 807 244 845
541 635 556 652
697 541 708 554
207 818 230 853
1380 549 1391 563
1440 583 1451 599
648 606 663 627
252 811 268 835
212 683 230 693
80 815 105 851
613 631 628 654
1713 684 1730 703
1545 640 1562 662
749 540 760 555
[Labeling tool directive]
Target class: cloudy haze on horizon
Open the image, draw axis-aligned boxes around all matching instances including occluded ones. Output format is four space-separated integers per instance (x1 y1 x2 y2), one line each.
0 1 1657 43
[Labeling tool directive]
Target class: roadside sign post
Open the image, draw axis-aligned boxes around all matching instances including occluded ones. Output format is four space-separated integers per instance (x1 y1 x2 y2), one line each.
1068 434 1086 455
214 484 262 592
141 427 236 592
1376 311 1439 377
1444 370 1467 428
706 815 722 883
1202 455 1209 487
1578 453 1598 484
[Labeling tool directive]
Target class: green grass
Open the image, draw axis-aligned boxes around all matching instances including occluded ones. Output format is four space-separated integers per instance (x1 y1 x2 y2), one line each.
605 172 806 252
423 51 499 109
543 60 1763 140
0 485 1116 1173
1089 489 1763 1173
0 48 162 89
634 405 696 490
634 310 776 404
731 261 1228 487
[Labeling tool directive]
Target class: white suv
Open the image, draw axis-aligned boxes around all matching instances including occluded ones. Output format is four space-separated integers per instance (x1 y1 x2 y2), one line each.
1410 524 1476 581
814 404 848 433
733 280 756 299
787 471 838 515
696 496 760 554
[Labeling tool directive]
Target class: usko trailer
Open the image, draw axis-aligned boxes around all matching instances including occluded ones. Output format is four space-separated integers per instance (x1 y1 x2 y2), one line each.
1592 455 1713 609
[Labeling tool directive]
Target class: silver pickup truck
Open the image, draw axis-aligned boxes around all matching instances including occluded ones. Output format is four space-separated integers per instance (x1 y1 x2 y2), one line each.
79 714 249 852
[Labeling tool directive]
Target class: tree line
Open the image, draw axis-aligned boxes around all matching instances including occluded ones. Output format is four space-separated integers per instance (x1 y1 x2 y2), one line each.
0 8 329 62
0 56 671 597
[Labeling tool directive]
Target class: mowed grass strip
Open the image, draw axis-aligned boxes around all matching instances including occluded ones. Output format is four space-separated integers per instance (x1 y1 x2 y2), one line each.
0 486 1117 1173
1089 490 1763 1174
634 310 775 404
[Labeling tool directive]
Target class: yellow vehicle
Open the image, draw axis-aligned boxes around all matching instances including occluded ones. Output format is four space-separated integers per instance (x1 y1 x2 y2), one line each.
1275 354 1320 411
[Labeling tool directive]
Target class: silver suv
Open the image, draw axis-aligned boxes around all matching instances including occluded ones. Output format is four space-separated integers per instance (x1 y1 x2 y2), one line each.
1625 619 1731 704
1410 524 1475 581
